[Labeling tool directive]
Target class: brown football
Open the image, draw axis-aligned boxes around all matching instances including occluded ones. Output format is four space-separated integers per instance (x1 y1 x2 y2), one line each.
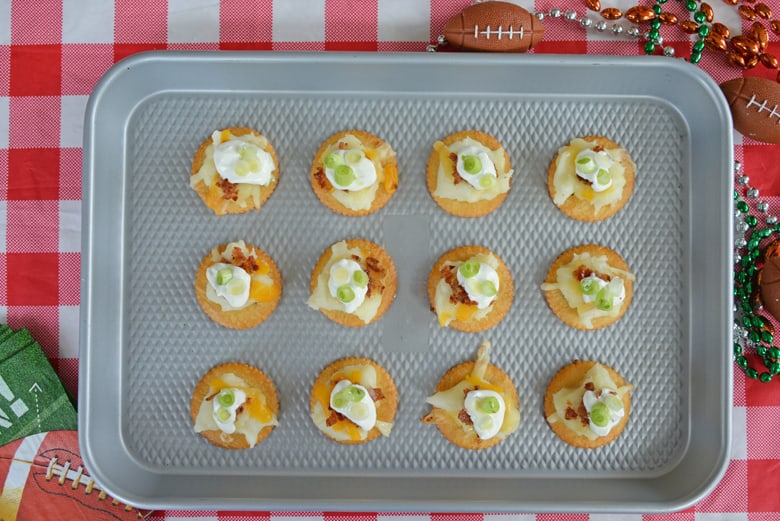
720 76 780 144
443 1 544 53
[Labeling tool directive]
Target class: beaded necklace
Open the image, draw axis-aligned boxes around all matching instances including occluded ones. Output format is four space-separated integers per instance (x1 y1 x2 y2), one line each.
733 162 780 383
430 0 780 83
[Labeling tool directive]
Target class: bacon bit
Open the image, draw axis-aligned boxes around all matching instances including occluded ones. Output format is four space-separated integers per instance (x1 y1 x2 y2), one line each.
573 265 610 282
326 410 345 427
565 407 578 420
241 255 260 274
368 387 385 401
217 178 239 201
458 409 473 425
441 265 476 305
232 247 246 264
338 141 348 150
352 255 361 262
313 168 332 190
584 382 595 391
365 257 384 274
366 275 384 298
578 403 590 426
593 145 605 152
448 153 466 184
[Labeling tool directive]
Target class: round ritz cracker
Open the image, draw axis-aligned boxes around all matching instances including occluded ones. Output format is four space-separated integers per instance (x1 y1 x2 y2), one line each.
308 239 397 328
426 130 512 218
427 245 514 332
190 362 279 450
543 360 632 449
542 244 633 331
309 357 399 445
547 135 635 222
422 342 520 450
190 126 279 215
309 130 399 216
194 241 283 330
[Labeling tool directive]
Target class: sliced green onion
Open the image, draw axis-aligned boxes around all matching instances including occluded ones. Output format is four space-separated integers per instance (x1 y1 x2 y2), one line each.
227 278 247 296
603 394 623 412
345 385 366 401
589 402 610 428
336 285 355 303
462 155 482 174
595 287 614 311
479 175 497 189
234 162 250 176
576 156 597 174
216 268 233 285
579 277 598 296
332 394 348 409
349 402 370 420
333 164 356 187
458 260 480 278
324 153 343 169
345 150 363 164
215 407 232 423
596 168 611 185
217 389 235 407
477 396 500 414
479 280 498 297
353 269 369 288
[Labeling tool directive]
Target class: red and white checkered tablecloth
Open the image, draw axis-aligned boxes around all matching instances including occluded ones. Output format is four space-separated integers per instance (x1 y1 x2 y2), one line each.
2 0 780 519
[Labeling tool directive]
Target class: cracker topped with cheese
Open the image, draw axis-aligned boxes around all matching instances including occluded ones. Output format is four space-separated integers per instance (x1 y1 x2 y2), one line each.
544 360 633 449
190 127 279 215
306 239 397 327
310 130 399 216
426 130 513 217
428 245 514 332
422 340 521 450
194 240 283 329
309 357 398 444
547 135 635 221
541 244 634 330
190 362 279 449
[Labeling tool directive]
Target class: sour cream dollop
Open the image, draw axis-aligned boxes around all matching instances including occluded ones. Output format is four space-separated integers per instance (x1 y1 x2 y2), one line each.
324 148 377 192
579 274 626 311
455 145 498 190
464 389 506 440
212 131 275 186
327 259 369 313
212 387 247 434
206 263 251 308
329 380 377 431
456 259 500 309
582 387 625 437
574 148 614 192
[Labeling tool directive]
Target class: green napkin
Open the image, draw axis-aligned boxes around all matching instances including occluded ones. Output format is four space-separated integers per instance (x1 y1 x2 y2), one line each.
0 325 78 446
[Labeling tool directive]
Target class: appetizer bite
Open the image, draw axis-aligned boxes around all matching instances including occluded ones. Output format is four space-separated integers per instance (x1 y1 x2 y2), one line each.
422 340 521 449
428 245 514 332
194 240 282 329
541 244 634 330
426 130 513 217
547 136 635 221
544 360 633 449
307 239 397 327
190 127 279 215
310 357 398 444
191 362 279 449
310 130 398 216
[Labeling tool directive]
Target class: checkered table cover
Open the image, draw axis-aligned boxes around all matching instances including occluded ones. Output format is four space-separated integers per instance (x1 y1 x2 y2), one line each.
1 0 779 519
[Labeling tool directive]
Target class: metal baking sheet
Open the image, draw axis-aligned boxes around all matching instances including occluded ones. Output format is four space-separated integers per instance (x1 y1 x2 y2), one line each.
79 52 733 512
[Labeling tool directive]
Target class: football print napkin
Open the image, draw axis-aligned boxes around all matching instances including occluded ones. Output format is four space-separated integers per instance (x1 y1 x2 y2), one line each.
0 325 78 446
